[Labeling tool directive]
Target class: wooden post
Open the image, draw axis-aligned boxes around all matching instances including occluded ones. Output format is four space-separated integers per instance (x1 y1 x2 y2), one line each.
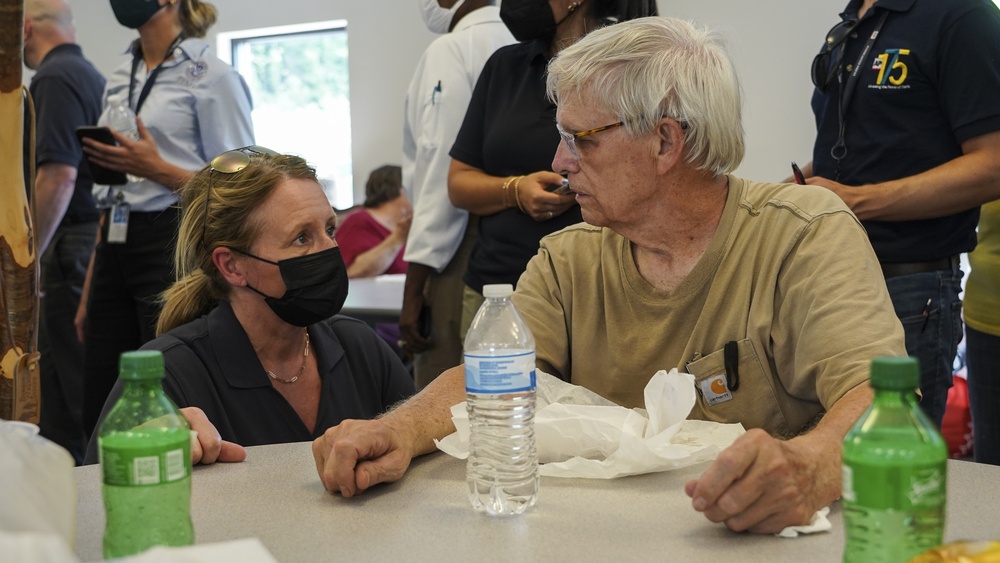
0 0 42 424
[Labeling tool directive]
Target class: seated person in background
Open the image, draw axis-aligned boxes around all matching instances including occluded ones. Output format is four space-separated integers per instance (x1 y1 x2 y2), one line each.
312 17 906 534
84 148 416 465
338 164 412 279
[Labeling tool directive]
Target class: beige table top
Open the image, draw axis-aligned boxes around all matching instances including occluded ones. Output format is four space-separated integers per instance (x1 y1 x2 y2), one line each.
75 442 1000 562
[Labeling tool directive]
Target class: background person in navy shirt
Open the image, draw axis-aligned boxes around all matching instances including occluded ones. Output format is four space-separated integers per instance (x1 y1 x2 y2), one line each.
24 0 105 464
801 0 1000 427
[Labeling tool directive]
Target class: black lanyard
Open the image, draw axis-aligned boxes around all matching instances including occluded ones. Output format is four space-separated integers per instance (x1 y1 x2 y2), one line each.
831 10 889 174
127 33 185 115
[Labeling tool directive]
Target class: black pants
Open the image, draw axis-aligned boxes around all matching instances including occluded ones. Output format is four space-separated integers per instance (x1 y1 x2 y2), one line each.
38 221 98 464
83 207 178 434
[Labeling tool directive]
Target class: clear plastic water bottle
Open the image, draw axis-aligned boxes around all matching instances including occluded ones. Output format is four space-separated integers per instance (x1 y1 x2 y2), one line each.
105 101 143 183
842 356 947 563
464 284 539 516
98 350 193 558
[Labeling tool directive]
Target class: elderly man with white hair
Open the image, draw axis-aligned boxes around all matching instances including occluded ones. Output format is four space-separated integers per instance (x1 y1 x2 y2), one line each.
311 16 906 534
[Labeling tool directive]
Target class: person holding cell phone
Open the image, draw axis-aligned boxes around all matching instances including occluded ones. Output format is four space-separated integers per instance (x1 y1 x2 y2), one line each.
447 0 658 336
76 0 254 436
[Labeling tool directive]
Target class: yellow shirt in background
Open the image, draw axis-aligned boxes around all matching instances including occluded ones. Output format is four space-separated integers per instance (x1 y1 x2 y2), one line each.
965 199 1000 337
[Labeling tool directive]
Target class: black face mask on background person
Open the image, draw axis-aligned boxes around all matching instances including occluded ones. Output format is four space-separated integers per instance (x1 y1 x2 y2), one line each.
236 246 350 327
501 0 565 42
110 0 165 29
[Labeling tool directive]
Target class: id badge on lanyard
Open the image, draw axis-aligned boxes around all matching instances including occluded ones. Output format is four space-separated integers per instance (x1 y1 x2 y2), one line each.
108 192 130 244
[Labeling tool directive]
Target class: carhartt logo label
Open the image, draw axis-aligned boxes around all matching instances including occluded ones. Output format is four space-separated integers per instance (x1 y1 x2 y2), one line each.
700 374 733 406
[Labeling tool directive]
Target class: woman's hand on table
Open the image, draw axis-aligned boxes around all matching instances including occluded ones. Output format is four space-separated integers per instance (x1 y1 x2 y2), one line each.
181 406 247 465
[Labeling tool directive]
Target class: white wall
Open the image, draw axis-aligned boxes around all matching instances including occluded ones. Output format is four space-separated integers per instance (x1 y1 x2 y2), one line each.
663 0 843 180
44 0 844 202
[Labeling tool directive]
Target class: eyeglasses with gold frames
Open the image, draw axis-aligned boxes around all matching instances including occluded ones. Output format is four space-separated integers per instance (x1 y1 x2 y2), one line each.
556 118 688 160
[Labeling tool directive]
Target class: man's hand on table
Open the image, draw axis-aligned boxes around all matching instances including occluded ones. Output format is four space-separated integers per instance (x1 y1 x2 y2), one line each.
181 406 247 464
683 428 839 534
312 418 417 497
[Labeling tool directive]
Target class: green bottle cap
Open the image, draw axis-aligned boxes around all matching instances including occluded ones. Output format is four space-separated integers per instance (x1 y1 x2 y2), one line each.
869 356 919 389
119 350 165 380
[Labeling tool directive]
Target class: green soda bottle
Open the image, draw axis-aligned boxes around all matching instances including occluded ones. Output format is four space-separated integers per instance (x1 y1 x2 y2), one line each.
841 356 948 563
98 350 194 558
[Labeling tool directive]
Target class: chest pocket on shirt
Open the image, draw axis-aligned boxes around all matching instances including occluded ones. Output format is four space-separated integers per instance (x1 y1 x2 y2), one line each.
417 84 446 147
686 339 787 437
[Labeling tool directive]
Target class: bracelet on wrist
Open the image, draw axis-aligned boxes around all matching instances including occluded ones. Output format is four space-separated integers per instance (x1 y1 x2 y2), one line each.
501 176 517 209
513 176 527 214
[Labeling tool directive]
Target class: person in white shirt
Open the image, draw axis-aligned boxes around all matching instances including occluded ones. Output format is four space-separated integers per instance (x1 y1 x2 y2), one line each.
398 0 515 387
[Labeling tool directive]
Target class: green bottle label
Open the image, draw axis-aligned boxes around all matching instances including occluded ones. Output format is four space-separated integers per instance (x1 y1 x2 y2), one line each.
842 461 945 509
100 431 191 487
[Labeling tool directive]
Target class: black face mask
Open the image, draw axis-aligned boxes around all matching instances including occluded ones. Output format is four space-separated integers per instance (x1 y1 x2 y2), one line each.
501 0 559 42
237 246 350 327
110 0 164 29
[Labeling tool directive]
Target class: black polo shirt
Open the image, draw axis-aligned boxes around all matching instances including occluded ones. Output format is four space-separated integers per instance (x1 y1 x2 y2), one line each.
27 43 104 225
451 40 583 293
811 0 1000 263
83 301 415 464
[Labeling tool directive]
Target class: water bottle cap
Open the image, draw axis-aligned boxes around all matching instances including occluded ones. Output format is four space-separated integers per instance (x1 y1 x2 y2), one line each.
119 350 165 380
869 356 919 389
482 284 514 298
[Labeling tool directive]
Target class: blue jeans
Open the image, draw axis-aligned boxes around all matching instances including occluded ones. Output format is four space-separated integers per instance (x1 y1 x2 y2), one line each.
885 265 964 428
967 326 1000 465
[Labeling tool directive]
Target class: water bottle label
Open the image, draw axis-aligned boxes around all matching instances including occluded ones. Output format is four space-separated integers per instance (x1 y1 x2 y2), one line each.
464 351 536 393
100 433 191 487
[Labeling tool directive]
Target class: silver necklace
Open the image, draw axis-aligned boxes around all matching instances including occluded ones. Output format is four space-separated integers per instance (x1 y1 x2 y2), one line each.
265 330 310 384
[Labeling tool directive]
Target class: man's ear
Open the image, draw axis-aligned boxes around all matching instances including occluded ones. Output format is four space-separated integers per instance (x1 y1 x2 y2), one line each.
654 119 686 173
212 247 246 287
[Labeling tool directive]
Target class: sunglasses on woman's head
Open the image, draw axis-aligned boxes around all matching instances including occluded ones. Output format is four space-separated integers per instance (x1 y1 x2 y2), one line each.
203 145 280 245
210 145 280 174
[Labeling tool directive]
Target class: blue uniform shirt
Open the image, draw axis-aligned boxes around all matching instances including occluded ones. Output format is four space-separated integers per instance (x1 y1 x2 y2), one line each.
96 37 255 212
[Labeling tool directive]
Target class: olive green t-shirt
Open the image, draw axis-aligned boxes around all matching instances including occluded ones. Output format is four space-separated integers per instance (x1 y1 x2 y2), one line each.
512 176 906 438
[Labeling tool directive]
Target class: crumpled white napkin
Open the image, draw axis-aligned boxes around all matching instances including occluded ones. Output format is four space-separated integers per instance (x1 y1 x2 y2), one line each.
435 369 746 478
775 506 832 538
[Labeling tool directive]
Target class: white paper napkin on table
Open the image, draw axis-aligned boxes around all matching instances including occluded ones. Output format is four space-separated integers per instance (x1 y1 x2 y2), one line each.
435 369 746 478
113 538 279 562
0 421 75 544
775 506 832 538
436 369 832 538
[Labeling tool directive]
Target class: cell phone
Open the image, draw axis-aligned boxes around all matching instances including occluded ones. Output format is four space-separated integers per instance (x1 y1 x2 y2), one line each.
791 161 806 185
545 180 573 195
75 126 127 185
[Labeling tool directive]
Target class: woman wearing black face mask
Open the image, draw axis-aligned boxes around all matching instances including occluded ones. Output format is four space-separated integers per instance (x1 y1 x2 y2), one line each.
77 0 255 437
447 0 657 334
82 149 416 466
